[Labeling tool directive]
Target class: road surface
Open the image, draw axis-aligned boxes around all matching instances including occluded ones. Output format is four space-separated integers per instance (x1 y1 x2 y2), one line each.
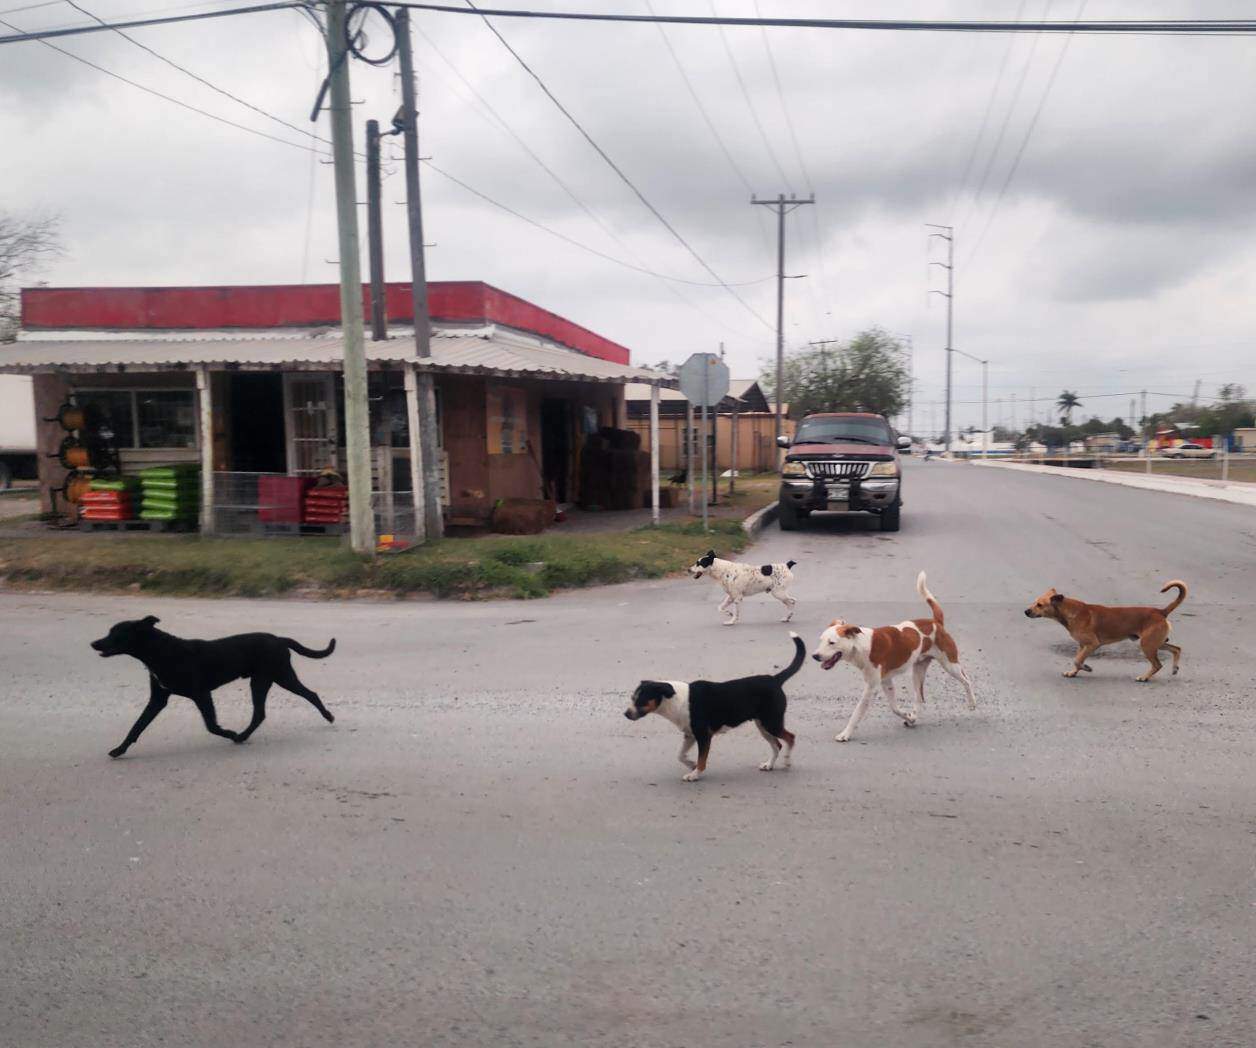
2 461 1254 1047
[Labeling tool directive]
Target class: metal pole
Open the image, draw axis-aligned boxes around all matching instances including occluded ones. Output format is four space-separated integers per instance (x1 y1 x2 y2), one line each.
196 366 215 534
730 394 739 495
945 233 954 456
396 7 443 540
981 358 988 459
703 364 713 530
325 0 375 554
1222 443 1230 483
767 206 786 443
649 384 660 525
403 365 427 542
366 119 387 342
686 400 695 514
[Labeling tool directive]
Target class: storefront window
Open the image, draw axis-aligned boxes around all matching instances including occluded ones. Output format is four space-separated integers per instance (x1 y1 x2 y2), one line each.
72 390 135 447
136 391 196 448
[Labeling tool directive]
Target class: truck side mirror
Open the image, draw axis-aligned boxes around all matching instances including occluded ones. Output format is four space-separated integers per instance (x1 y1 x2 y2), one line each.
896 435 911 450
776 435 790 448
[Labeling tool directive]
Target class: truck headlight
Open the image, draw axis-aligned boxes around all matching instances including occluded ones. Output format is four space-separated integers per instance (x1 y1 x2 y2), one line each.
781 460 808 478
868 461 899 477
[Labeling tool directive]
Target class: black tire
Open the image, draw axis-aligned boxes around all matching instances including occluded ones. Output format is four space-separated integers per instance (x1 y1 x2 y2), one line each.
778 500 801 531
879 504 901 532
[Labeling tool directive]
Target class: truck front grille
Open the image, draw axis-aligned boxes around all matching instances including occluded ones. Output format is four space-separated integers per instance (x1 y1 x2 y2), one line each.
805 461 871 481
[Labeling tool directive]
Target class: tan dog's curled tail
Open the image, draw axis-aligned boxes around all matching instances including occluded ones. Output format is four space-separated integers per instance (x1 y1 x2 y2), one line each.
1159 580 1187 616
917 571 944 625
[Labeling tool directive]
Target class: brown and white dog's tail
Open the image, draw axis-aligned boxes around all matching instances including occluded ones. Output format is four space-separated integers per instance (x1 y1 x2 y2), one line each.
1159 580 1188 616
917 571 944 625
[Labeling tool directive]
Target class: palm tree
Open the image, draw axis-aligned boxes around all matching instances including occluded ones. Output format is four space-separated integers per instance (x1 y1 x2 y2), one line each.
1057 390 1081 426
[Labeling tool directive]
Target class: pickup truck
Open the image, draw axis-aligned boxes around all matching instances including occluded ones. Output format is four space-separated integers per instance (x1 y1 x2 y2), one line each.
776 412 908 532
0 375 36 491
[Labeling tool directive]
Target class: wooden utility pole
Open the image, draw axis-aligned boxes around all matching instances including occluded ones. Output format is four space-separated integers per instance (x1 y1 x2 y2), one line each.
325 0 374 554
365 119 387 342
752 193 813 448
396 7 443 540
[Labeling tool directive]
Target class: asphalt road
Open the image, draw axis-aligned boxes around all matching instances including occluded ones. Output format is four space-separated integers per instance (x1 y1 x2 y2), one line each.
3 461 1254 1048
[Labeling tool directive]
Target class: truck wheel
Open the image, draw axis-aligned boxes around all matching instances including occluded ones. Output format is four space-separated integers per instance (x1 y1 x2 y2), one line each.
0 461 11 492
778 501 801 531
879 504 901 532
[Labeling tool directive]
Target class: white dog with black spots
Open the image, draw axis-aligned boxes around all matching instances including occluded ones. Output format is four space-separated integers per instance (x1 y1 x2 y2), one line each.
688 550 798 625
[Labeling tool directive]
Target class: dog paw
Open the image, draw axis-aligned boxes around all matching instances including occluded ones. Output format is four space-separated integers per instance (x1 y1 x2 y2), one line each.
323 711 335 723
682 771 703 782
108 747 127 759
1063 669 1079 678
967 701 977 711
835 732 851 743
758 761 775 771
1082 664 1094 672
1134 675 1149 683
780 756 791 769
902 717 916 728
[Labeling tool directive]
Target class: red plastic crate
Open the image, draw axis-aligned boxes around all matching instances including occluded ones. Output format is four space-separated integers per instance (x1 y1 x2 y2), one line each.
259 475 313 523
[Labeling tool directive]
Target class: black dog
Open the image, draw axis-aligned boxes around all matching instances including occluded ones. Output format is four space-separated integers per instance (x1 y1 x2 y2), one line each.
624 632 804 781
91 616 336 758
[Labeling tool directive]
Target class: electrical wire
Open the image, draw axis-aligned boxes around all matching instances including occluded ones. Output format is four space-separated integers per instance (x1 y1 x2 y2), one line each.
963 0 1088 270
62 0 333 147
461 0 774 332
0 11 322 152
710 0 791 192
948 0 1026 219
6 5 1256 44
422 159 773 289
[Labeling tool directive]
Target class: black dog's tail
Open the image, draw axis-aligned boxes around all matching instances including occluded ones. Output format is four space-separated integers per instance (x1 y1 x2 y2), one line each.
285 637 336 659
786 559 797 569
775 632 806 684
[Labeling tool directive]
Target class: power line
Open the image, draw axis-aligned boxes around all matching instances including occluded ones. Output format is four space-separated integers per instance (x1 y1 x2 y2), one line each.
957 1 1047 232
424 160 773 290
710 0 791 192
948 0 1026 218
964 0 1088 270
0 0 300 44
461 0 774 332
62 0 332 147
0 11 321 152
7 5 1256 44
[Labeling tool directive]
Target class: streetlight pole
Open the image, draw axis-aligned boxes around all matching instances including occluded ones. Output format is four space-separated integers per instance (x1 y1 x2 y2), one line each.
952 347 989 458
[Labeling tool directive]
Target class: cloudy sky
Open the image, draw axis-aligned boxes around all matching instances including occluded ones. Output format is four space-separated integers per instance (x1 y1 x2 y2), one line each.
3 0 1255 435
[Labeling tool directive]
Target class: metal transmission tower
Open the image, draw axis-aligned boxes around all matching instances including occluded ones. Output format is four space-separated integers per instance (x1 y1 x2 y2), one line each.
752 193 814 445
927 224 955 454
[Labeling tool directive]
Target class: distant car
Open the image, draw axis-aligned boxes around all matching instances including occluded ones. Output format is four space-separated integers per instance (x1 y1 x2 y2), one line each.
1163 442 1216 459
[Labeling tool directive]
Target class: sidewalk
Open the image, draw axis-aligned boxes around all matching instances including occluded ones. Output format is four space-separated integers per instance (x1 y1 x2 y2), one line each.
971 458 1256 509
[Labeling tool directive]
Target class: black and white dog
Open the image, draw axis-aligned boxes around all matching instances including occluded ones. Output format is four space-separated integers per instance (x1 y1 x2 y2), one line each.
91 616 336 758
688 550 798 625
624 632 804 781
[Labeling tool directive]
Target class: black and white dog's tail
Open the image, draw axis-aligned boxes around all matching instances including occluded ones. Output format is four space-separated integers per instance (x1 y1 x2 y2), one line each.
786 559 797 569
285 637 337 659
775 632 806 684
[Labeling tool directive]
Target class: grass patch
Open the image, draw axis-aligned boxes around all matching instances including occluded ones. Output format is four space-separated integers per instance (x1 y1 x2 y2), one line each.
0 518 752 602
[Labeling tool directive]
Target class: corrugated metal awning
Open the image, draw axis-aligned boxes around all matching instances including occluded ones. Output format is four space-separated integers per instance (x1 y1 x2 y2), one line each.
0 328 671 385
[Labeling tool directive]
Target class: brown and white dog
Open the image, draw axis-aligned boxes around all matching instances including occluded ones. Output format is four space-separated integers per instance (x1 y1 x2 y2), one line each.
811 572 976 741
1024 580 1186 681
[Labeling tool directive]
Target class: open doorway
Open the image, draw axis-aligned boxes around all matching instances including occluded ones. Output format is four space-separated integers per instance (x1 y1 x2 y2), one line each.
540 398 572 504
227 374 286 473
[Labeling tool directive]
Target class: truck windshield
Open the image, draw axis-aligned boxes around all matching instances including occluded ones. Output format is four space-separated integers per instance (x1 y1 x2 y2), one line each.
793 418 892 446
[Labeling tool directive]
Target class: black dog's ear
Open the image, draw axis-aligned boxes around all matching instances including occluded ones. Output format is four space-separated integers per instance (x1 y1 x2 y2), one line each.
1050 593 1064 604
141 615 160 627
706 549 715 557
659 683 675 697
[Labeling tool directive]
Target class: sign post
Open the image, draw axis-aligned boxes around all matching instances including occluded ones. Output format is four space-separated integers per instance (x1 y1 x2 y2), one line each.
677 353 730 533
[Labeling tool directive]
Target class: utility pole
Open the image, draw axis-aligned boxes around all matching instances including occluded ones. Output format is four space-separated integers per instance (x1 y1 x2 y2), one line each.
1140 389 1148 437
1011 392 1017 433
927 224 955 455
324 0 374 554
365 119 387 342
753 193 814 448
396 6 443 541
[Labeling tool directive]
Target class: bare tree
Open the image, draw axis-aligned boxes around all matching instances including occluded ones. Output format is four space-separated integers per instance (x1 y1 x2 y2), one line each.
0 212 63 341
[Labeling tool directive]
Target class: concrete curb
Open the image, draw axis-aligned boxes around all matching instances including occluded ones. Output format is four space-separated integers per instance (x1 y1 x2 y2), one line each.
742 500 779 538
972 458 1256 509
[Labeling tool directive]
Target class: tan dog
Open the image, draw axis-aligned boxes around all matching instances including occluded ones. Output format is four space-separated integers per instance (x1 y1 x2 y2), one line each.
1024 581 1187 681
811 572 976 741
